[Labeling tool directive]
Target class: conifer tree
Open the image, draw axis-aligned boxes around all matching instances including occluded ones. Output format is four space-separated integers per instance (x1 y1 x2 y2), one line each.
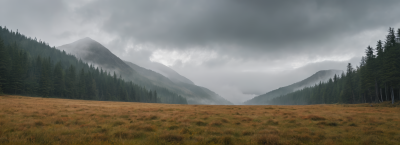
39 58 52 97
65 65 76 99
344 63 355 103
0 26 186 104
78 69 86 99
0 38 8 93
53 61 65 97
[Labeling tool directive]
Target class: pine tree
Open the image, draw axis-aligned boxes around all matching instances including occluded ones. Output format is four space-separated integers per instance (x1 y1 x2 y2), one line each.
88 78 98 100
0 38 8 93
39 58 52 97
53 61 65 97
65 65 76 99
78 69 86 99
374 40 385 101
344 63 356 103
364 46 379 102
8 43 23 94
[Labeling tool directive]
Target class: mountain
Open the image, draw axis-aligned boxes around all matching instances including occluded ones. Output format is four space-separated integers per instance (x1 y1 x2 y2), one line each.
57 37 232 105
243 70 343 105
139 61 194 85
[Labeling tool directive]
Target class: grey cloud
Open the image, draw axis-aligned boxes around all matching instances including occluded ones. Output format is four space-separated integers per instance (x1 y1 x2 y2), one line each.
2 0 400 104
76 0 400 60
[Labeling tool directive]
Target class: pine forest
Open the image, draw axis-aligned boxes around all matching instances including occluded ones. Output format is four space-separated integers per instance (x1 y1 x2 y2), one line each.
270 28 400 105
0 26 187 104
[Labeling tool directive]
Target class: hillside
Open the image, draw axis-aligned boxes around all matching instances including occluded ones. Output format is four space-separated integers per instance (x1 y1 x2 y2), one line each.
138 61 194 85
0 26 171 103
244 70 343 105
268 27 400 105
58 38 232 105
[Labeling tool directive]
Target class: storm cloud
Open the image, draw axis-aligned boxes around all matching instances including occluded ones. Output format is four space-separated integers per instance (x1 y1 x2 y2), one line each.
2 0 400 104
77 0 400 59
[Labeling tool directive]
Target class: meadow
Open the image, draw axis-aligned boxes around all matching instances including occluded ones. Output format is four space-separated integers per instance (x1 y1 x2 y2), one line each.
0 95 399 145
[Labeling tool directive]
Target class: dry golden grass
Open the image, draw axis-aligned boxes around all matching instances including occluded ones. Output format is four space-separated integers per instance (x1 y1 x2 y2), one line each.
0 95 400 145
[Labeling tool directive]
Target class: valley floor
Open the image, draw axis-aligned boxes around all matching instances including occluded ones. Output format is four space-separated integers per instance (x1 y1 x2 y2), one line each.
0 95 399 145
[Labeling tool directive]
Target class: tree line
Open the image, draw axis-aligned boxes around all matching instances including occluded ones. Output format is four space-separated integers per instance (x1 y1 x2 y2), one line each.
0 26 187 104
269 27 400 105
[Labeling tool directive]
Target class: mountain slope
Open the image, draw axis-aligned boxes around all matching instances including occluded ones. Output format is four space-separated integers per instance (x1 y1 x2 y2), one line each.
140 62 194 85
243 70 343 105
58 37 232 105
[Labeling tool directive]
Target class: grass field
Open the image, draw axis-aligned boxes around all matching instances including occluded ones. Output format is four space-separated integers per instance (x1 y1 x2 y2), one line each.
0 95 399 145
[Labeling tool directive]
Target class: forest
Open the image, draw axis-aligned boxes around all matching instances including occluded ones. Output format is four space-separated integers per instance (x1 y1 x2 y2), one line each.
270 27 400 105
0 26 187 104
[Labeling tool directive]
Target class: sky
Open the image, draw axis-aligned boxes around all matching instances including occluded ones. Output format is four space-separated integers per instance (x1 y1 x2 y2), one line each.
2 0 400 104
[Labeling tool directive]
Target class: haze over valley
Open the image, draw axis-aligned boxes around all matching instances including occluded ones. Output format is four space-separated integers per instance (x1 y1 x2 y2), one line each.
3 1 400 144
2 1 400 105
3 1 400 105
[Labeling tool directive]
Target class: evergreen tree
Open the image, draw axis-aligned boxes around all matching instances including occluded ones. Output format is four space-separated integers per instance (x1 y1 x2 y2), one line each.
344 63 356 103
0 38 8 93
53 61 65 97
65 65 76 99
269 27 400 105
78 69 86 99
0 26 186 104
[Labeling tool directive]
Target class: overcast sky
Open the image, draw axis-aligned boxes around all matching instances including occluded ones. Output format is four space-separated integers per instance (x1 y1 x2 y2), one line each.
2 0 400 104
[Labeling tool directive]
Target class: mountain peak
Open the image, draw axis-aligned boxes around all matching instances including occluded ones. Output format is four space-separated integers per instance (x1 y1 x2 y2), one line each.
74 37 99 44
81 37 94 41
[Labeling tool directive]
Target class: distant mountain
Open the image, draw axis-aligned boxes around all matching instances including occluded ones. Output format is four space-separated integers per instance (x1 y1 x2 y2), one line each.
58 37 232 105
243 70 343 105
140 61 194 85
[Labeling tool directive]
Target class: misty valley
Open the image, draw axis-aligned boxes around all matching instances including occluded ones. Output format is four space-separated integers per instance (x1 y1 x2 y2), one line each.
1 19 400 145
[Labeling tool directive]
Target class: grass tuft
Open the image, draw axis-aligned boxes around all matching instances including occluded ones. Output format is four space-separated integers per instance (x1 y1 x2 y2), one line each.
303 115 326 121
195 120 208 126
168 125 179 130
113 121 125 127
257 134 280 145
266 119 279 125
220 136 234 145
54 118 64 124
159 134 184 143
34 121 44 126
147 115 158 120
114 131 129 139
210 121 223 127
349 123 357 127
92 133 109 141
242 130 254 136
139 125 156 132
